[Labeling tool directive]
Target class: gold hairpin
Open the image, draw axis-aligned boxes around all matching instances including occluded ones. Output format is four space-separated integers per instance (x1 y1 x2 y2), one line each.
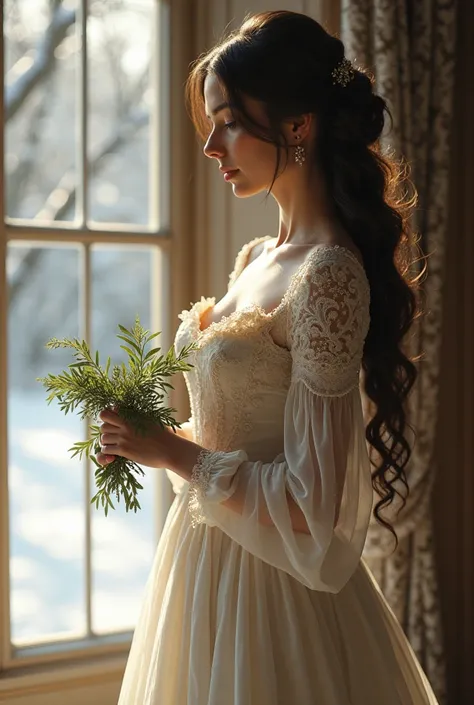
331 57 356 87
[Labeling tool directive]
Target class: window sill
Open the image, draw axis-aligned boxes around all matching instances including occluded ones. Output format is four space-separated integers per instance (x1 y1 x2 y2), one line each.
0 652 127 701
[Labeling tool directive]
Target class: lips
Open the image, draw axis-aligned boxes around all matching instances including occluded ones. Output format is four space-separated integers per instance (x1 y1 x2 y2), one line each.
222 169 239 181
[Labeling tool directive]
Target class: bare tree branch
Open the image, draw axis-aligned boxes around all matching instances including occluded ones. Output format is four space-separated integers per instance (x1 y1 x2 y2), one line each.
6 81 53 216
8 108 149 305
5 4 76 122
7 3 151 312
43 108 149 221
99 17 129 120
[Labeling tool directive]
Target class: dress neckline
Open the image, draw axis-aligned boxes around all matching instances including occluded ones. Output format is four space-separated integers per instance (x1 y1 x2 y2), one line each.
197 242 366 337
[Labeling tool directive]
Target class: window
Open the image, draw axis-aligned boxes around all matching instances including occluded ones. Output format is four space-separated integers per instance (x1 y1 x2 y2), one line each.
1 0 173 683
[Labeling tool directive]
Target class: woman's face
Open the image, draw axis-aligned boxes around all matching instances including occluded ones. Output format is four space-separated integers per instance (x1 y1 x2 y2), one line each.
202 73 281 198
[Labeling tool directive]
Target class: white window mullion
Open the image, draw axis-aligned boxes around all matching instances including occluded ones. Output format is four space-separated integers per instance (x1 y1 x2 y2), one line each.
2 224 170 244
155 0 171 230
82 243 93 640
149 0 160 229
0 0 13 674
78 0 89 228
78 0 93 641
150 0 175 539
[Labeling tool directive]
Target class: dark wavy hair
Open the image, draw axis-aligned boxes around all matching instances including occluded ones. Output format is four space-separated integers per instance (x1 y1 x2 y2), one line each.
185 10 425 547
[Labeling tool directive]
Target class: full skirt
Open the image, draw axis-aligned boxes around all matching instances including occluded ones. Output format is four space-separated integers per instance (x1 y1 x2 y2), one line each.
117 488 438 705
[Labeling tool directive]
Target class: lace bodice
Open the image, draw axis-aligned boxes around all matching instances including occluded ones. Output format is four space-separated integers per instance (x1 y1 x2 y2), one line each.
174 241 370 454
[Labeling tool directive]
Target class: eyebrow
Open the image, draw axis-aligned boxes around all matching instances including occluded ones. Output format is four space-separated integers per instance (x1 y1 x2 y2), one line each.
205 102 231 118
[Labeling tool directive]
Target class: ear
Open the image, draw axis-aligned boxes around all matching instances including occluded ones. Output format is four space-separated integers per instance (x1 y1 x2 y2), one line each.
281 112 314 144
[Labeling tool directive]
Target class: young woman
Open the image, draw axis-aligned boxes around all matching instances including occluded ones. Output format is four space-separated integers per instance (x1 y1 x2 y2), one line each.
98 10 439 704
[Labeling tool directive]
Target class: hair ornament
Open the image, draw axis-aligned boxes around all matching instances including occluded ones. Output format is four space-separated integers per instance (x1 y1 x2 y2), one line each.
331 57 356 87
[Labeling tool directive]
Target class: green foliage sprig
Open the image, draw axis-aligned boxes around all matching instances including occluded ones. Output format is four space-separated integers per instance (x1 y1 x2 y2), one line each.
37 316 198 516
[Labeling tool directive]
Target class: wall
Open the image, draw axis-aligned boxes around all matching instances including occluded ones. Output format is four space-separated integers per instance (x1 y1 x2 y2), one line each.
432 0 474 702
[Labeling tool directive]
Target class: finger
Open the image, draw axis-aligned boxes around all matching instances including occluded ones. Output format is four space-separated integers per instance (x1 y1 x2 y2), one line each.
100 446 118 455
98 409 122 427
97 451 116 466
99 422 117 433
100 432 121 445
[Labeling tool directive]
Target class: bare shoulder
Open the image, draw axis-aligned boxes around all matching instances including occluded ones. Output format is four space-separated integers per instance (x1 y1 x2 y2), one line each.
228 235 272 290
246 238 268 265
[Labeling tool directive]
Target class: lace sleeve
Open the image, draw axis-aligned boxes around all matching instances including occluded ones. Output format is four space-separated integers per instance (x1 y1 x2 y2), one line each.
288 248 371 397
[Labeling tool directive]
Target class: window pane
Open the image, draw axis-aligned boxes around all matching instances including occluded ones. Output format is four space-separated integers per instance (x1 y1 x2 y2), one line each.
8 243 86 646
90 244 158 634
4 0 79 223
88 0 156 227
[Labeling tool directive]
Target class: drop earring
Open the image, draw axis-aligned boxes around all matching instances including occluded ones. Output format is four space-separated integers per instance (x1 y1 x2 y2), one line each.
294 135 305 166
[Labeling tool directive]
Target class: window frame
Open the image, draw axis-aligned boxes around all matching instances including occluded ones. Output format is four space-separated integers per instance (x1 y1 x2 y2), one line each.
0 0 195 695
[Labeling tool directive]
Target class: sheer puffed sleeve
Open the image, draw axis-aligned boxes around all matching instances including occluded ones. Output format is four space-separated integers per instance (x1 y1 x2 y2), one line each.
188 248 373 593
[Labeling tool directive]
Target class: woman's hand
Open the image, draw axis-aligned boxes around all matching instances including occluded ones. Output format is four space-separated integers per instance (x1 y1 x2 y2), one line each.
96 407 178 469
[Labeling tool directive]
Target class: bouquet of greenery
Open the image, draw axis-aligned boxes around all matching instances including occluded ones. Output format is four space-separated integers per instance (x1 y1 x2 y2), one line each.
37 316 198 516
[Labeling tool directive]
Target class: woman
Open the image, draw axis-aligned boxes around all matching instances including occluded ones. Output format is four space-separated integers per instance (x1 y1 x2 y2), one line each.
99 10 438 704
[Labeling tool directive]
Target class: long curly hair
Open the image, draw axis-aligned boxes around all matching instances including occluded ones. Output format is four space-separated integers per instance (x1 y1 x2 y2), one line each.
185 10 425 547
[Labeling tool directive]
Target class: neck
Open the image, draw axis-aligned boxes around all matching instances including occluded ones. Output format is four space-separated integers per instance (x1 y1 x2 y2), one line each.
271 163 339 247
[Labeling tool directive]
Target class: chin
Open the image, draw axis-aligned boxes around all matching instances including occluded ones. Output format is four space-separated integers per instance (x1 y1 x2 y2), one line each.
231 179 269 199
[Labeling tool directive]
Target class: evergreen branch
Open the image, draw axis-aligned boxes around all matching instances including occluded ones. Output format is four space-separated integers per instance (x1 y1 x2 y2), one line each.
37 315 198 515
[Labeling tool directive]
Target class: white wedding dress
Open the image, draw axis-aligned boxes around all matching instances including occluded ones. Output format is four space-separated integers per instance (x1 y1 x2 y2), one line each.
117 236 439 704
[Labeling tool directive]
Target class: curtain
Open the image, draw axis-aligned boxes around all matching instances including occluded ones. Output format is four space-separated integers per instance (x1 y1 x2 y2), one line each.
340 1 458 702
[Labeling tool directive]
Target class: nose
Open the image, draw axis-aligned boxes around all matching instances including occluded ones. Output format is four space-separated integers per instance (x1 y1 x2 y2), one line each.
203 131 225 160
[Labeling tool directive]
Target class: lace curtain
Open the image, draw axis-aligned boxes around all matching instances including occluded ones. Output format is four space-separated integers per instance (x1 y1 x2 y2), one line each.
340 1 458 702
